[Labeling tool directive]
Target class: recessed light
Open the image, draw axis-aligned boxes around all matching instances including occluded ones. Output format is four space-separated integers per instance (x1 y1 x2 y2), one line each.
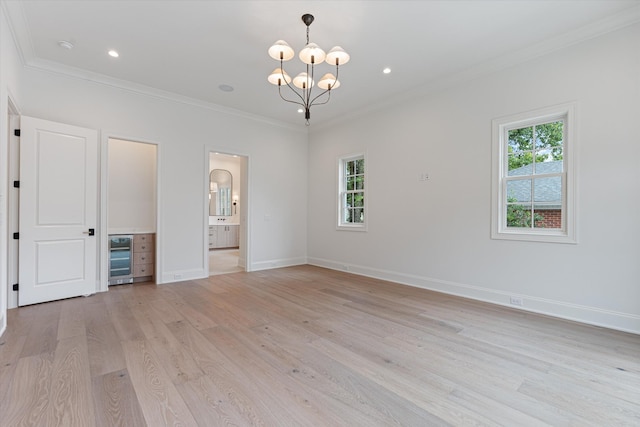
383 67 391 74
218 84 234 92
58 40 74 50
108 50 119 58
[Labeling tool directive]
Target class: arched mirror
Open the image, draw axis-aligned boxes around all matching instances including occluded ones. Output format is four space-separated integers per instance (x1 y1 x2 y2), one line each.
209 169 232 216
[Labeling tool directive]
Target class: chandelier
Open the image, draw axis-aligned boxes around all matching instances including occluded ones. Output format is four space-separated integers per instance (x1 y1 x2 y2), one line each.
268 14 350 125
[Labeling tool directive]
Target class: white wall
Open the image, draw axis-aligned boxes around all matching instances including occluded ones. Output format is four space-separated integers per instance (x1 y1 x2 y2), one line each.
308 24 640 333
18 66 308 287
0 1 24 332
108 138 157 233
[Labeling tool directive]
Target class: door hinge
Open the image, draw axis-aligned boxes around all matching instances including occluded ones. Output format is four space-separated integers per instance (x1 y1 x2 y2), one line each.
14 129 20 137
12 284 18 291
13 232 19 239
13 180 20 188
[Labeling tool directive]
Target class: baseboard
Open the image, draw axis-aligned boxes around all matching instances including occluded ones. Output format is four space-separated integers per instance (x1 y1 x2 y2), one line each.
308 257 640 335
160 268 207 284
250 256 307 272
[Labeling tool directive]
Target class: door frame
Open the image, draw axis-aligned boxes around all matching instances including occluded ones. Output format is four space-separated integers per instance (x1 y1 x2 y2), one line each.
204 145 251 275
2 95 20 328
99 133 161 291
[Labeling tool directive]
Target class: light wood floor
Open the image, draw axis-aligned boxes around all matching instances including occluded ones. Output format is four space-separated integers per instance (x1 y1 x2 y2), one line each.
1 266 638 426
209 248 243 276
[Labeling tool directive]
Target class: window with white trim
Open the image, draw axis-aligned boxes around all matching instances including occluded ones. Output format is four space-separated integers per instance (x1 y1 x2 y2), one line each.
492 103 576 243
338 154 366 230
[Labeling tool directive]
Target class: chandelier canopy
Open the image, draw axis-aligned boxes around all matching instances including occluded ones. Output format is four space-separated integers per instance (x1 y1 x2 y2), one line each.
268 14 350 125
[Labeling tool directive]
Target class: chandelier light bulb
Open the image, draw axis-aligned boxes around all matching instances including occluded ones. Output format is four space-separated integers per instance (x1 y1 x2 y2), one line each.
293 72 314 89
268 68 291 85
318 73 340 90
268 40 295 61
326 46 350 66
299 43 326 65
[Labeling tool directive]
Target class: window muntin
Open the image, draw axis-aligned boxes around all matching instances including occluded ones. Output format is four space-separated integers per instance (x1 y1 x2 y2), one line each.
492 103 576 243
339 155 366 229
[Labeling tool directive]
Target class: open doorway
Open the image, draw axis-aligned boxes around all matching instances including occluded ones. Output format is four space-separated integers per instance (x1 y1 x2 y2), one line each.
106 138 158 286
208 152 246 275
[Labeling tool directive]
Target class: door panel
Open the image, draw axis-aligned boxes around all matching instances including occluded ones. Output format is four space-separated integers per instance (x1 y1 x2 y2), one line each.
19 116 98 306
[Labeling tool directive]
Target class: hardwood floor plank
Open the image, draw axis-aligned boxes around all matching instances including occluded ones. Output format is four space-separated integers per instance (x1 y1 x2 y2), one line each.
92 369 147 427
128 303 204 385
103 291 147 342
252 321 452 426
122 339 198 426
20 304 61 358
175 374 252 427
165 319 276 426
45 335 96 426
84 301 127 377
57 297 88 340
0 352 54 426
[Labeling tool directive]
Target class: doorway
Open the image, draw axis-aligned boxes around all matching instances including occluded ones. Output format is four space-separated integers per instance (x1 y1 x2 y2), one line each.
106 138 158 287
208 152 246 275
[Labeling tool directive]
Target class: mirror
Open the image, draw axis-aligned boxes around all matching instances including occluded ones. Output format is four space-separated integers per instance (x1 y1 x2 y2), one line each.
209 169 232 216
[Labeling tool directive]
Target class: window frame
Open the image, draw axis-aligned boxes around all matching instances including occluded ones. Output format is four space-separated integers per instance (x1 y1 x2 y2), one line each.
337 153 367 231
491 103 577 243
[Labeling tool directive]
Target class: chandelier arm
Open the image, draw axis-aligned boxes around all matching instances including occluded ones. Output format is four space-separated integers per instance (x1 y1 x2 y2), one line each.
278 60 307 106
306 62 313 107
309 63 339 105
310 89 331 106
277 85 305 107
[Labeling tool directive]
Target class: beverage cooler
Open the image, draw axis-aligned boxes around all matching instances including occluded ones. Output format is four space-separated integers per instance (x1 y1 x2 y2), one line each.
109 235 134 285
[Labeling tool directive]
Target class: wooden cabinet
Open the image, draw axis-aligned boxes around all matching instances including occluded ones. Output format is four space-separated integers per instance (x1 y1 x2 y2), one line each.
208 224 239 249
133 233 154 281
208 226 217 249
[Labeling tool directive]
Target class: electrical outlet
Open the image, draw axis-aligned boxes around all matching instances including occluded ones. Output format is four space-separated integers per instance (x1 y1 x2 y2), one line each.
174 273 183 280
509 296 523 306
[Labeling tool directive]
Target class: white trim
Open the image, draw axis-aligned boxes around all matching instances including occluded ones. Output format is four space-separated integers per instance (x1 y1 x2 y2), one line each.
251 257 307 272
491 102 577 243
308 257 640 335
161 268 207 284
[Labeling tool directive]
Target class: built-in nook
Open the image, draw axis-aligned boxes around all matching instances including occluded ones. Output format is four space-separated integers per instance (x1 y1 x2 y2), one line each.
107 138 157 285
209 152 245 275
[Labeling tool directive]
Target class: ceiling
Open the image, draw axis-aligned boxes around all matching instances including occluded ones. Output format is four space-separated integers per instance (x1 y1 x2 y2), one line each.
3 0 639 128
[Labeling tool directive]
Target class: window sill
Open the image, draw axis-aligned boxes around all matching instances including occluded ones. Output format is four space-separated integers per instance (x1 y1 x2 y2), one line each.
337 224 367 232
492 229 576 244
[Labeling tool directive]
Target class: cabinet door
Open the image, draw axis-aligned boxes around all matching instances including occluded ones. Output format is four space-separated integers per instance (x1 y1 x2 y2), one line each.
229 225 239 247
208 226 216 249
215 225 227 248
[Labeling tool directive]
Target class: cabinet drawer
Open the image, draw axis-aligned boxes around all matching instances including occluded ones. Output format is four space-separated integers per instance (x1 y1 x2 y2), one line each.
133 263 154 278
134 241 154 252
134 234 154 244
133 252 153 265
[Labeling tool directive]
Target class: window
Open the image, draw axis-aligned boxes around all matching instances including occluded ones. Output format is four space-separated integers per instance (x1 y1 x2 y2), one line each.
338 154 366 230
492 103 576 243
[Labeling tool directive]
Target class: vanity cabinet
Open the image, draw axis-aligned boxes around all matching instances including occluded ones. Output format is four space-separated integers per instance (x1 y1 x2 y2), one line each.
208 224 239 249
133 233 154 281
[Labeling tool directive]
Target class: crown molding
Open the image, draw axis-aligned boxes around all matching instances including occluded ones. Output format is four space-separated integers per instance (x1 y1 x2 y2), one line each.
24 57 306 132
1 0 34 65
314 5 640 132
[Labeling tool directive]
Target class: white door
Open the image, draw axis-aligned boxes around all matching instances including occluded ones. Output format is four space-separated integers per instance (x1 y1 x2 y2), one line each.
18 116 98 306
